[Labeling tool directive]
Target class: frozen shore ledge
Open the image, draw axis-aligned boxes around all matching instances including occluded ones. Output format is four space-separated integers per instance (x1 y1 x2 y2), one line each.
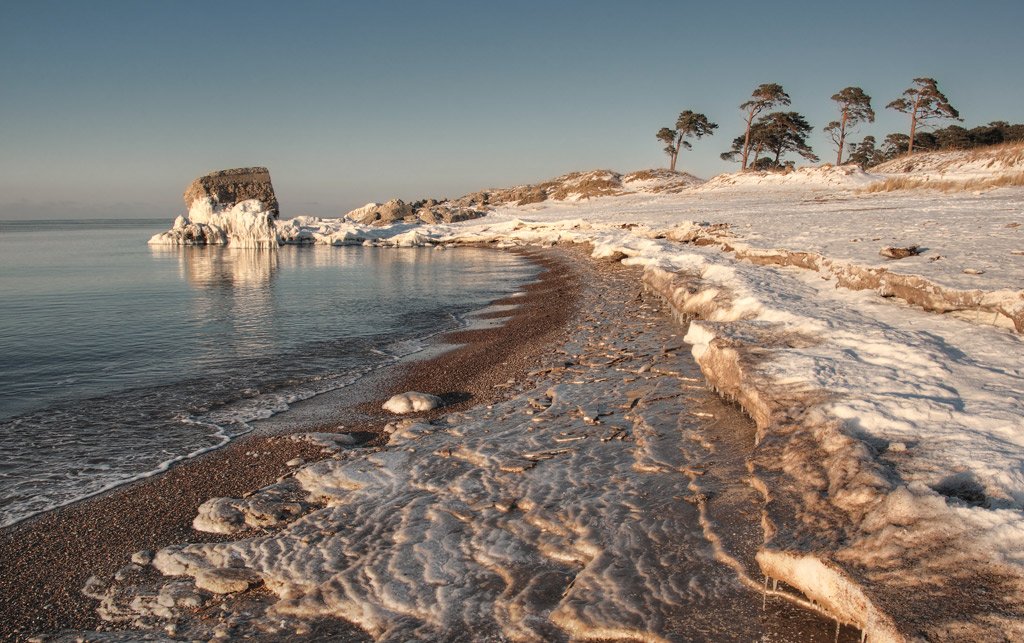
129 156 1024 640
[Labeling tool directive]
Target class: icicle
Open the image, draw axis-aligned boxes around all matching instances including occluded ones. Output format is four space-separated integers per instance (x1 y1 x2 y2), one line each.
762 575 769 610
772 578 778 591
834 619 840 643
860 628 867 643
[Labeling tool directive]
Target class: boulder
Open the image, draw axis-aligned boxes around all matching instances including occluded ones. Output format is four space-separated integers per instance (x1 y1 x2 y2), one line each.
345 199 415 226
879 245 922 260
183 167 279 217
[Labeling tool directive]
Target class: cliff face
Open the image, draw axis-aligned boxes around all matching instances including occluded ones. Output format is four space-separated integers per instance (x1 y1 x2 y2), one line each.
183 167 279 217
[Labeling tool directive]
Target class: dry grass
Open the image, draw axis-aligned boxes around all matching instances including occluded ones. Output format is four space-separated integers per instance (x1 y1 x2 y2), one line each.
874 140 1024 174
966 140 1024 165
545 170 624 200
622 169 678 182
862 171 1024 193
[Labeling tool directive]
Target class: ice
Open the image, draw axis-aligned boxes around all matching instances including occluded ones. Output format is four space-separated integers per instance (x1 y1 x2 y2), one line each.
86 258 843 641
148 198 280 248
381 391 443 414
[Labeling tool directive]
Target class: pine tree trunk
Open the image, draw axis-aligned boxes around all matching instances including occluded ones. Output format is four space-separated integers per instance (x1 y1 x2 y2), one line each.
670 151 677 172
741 111 755 170
908 96 921 154
836 111 848 165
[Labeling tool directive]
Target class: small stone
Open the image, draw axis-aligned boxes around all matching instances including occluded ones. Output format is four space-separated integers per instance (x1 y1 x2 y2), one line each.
286 458 305 467
131 549 155 565
158 581 207 609
113 563 143 581
879 245 922 260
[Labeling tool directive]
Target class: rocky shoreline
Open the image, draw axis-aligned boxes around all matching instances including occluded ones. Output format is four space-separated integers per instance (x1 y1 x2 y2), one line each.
34 246 857 642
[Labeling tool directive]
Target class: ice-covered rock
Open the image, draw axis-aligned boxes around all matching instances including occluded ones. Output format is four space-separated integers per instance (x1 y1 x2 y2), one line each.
149 198 280 248
193 568 262 594
382 391 443 414
344 199 414 226
149 167 282 248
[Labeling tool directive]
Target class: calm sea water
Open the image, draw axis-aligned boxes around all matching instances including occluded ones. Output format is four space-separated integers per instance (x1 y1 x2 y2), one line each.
0 219 537 526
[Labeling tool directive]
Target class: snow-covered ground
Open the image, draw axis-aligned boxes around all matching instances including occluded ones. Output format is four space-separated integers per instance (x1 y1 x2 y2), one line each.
131 153 1024 640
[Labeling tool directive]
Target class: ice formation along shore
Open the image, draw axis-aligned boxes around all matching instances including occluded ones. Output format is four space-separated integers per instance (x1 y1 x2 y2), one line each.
84 253 849 641
130 151 1024 640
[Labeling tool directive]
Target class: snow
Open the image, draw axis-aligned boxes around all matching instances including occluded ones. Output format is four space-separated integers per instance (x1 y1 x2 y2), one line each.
697 164 880 190
125 154 1024 639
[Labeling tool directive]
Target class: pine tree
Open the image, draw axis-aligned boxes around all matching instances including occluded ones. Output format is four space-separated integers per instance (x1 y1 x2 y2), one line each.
737 83 791 169
824 87 875 165
656 127 677 170
656 112 717 171
672 111 717 171
721 111 817 168
886 78 960 154
847 136 883 168
754 112 818 166
881 133 910 160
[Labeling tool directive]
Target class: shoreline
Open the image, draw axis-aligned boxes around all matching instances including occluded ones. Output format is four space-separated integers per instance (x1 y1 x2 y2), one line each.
0 247 580 641
39 244 860 642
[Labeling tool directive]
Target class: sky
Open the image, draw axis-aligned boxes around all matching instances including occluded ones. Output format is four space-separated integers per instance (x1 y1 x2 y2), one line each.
2 0 1023 219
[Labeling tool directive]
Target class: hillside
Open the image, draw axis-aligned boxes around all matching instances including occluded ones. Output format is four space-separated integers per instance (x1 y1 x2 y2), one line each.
868 141 1024 191
449 168 704 208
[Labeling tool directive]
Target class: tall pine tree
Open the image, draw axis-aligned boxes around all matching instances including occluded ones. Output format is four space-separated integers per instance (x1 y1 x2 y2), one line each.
722 111 817 168
738 84 790 169
824 87 875 165
886 78 960 154
656 111 717 171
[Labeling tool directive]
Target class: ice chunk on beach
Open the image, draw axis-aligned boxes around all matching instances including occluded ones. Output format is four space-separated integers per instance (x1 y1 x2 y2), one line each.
382 391 443 414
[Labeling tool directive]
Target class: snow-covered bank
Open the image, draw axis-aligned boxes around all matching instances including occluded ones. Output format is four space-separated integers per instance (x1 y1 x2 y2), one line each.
125 154 1024 639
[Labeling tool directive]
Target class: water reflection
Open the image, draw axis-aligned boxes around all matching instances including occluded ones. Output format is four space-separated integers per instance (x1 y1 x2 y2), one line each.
149 246 279 289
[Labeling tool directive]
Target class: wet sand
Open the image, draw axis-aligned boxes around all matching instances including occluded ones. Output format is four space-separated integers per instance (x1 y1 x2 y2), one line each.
0 248 579 642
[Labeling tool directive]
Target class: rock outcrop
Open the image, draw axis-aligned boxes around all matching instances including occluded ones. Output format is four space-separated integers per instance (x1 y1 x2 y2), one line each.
344 199 485 226
183 167 279 218
345 199 415 225
150 167 281 248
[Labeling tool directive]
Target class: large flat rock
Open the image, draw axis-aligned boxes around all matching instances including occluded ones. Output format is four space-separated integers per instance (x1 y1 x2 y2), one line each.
183 167 279 217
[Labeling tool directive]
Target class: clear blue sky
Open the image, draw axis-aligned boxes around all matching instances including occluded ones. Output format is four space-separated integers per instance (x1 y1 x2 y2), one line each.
2 0 1022 219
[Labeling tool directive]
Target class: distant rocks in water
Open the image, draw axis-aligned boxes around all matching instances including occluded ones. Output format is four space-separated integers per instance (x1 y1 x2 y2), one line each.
383 391 444 414
183 167 279 218
880 245 923 260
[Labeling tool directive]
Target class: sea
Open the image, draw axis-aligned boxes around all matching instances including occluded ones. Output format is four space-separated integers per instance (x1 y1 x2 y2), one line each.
0 219 538 527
